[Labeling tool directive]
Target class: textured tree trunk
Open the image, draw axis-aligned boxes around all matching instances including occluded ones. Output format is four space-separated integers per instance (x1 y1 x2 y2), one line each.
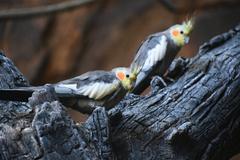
0 24 240 160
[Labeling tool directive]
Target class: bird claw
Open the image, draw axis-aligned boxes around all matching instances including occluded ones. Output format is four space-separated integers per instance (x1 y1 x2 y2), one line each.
164 76 175 83
167 57 190 79
150 76 167 92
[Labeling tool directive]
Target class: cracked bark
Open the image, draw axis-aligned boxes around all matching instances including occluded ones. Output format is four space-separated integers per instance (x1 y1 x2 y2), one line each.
0 24 240 160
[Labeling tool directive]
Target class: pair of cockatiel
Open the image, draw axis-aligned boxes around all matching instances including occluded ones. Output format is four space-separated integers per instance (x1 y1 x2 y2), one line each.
0 19 194 114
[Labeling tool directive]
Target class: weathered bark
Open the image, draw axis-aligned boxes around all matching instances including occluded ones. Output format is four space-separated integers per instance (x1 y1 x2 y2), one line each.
0 24 240 160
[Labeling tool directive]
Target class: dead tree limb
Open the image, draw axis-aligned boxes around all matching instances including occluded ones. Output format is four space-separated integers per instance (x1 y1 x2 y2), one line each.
0 24 240 160
0 0 94 20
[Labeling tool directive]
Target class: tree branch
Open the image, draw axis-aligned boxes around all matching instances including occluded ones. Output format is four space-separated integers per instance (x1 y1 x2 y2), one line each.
0 25 240 159
0 0 94 20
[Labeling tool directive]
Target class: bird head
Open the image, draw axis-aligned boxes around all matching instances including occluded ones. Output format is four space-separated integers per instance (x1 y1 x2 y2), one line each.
169 18 194 47
112 67 138 91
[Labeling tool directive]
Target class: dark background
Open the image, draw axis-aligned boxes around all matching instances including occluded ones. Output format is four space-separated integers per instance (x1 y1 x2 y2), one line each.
0 0 239 159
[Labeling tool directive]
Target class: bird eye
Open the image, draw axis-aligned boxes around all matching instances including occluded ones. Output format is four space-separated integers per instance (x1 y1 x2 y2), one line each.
126 74 130 78
180 30 184 34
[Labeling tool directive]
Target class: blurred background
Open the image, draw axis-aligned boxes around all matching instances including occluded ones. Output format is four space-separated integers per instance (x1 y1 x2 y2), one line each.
0 0 240 85
0 0 240 158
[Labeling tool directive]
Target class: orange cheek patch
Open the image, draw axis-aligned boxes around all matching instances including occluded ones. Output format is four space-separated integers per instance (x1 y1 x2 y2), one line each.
172 30 179 37
117 72 125 80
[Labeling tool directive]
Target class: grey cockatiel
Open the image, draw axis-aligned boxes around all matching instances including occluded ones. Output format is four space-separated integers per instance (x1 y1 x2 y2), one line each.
0 67 138 114
130 19 194 94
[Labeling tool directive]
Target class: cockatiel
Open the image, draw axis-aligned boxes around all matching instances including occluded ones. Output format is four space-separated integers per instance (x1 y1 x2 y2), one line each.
130 19 194 94
0 67 138 114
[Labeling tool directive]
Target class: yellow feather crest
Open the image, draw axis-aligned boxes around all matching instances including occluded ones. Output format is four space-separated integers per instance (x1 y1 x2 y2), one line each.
182 18 194 35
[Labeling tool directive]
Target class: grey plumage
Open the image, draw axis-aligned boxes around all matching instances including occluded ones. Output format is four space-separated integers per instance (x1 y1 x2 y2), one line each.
0 69 131 114
54 71 120 98
59 71 117 86
131 31 180 94
130 19 194 94
54 70 124 113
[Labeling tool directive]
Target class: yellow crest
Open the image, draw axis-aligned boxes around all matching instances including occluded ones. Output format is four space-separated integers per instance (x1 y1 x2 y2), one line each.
182 18 195 36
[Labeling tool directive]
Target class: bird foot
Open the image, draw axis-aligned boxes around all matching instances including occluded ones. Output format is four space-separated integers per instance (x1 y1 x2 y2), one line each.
166 57 190 79
150 76 167 92
164 76 175 83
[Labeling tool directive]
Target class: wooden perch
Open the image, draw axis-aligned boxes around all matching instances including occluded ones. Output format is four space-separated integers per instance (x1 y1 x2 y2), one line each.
0 24 240 160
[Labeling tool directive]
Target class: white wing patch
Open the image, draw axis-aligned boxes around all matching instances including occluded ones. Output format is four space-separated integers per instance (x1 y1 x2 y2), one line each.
54 84 78 94
78 81 119 100
58 84 77 90
142 35 168 71
54 80 120 100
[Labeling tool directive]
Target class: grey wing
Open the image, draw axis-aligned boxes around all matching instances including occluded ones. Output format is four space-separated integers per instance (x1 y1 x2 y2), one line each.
131 34 168 94
130 33 166 71
130 36 154 70
54 71 120 100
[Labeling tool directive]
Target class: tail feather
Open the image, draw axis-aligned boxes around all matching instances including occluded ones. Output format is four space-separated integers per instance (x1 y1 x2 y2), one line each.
0 88 35 102
0 86 87 102
131 71 152 95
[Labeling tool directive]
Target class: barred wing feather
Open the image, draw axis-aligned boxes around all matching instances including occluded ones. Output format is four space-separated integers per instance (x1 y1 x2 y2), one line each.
55 81 119 100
